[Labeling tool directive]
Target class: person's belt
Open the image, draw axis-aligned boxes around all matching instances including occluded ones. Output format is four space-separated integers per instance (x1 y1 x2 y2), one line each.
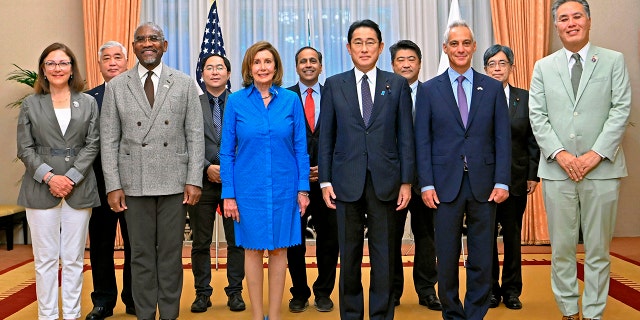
37 147 81 161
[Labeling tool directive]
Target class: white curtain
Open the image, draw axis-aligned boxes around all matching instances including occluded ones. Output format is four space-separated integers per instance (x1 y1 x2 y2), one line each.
141 0 493 91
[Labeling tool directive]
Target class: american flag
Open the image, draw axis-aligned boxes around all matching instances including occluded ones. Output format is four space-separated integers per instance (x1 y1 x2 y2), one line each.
196 0 229 90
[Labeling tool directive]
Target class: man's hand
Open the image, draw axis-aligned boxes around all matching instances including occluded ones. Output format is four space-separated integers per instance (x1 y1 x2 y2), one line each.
526 181 539 195
224 198 240 222
488 188 509 203
309 166 319 183
576 150 603 176
107 189 127 212
396 183 412 210
555 150 585 181
421 189 440 209
298 192 310 216
183 184 202 205
321 185 337 209
206 164 221 183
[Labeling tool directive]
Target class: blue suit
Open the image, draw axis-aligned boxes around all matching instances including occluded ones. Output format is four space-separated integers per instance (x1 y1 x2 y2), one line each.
319 68 414 320
414 69 511 320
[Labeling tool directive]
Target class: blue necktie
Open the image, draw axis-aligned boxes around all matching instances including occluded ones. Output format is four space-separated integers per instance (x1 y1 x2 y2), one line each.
457 75 468 127
361 74 373 126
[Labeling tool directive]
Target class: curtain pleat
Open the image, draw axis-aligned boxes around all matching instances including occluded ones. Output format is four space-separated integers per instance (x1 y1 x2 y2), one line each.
490 0 551 245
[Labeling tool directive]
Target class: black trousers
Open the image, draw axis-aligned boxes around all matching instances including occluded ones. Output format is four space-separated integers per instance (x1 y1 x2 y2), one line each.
189 180 244 297
287 181 339 300
392 189 437 301
336 172 396 320
88 204 133 309
491 193 527 298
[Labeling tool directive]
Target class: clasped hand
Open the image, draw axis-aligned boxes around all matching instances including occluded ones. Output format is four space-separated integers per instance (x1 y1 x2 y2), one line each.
48 175 74 198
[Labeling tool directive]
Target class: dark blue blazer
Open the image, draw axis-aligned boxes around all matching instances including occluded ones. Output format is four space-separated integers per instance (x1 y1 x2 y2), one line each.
286 83 323 167
318 68 415 202
85 83 106 205
414 69 511 203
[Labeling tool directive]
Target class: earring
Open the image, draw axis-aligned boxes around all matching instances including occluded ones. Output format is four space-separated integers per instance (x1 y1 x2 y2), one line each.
70 74 73 80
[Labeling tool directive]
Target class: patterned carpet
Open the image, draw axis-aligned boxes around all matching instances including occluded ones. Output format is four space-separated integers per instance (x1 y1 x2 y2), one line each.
1 249 639 319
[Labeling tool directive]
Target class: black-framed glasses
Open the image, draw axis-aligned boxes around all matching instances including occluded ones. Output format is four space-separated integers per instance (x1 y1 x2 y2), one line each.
134 35 163 44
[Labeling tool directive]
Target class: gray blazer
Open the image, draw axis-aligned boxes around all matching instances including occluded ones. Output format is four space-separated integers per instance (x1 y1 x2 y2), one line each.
100 63 204 196
17 92 101 209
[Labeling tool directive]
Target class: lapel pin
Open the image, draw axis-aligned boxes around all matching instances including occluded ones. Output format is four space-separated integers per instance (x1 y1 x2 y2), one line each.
163 84 170 89
385 84 391 94
591 55 597 63
477 87 483 91
381 91 386 96
72 101 79 108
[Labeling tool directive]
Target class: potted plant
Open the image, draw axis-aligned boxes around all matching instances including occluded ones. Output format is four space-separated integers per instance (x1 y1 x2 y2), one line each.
6 64 37 108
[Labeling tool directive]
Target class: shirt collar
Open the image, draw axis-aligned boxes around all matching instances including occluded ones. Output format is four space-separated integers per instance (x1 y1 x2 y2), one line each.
354 67 377 85
409 80 419 92
564 42 591 63
447 67 474 85
207 90 227 103
137 63 163 80
298 81 321 95
246 83 279 98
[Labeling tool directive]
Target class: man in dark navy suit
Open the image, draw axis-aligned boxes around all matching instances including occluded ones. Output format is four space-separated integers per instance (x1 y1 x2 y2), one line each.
483 44 540 311
85 41 135 320
286 46 339 313
318 19 415 320
414 21 511 320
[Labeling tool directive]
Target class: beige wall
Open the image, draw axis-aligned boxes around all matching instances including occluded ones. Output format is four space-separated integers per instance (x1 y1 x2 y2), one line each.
0 1 638 238
549 0 640 236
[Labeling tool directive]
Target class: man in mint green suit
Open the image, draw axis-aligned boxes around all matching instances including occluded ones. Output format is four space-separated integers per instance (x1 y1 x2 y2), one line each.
529 1 631 319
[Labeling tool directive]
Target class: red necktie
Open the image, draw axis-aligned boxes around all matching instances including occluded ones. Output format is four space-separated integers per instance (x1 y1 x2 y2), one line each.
305 87 315 131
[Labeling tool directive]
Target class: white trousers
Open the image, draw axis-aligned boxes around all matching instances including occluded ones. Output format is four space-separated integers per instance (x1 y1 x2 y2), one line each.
26 200 91 320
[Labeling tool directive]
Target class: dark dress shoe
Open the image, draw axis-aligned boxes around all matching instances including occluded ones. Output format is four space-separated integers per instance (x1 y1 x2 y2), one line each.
489 294 501 308
314 296 334 312
125 305 136 316
86 306 113 320
393 298 400 307
504 296 522 309
227 293 246 311
419 294 442 311
288 298 309 312
190 294 212 313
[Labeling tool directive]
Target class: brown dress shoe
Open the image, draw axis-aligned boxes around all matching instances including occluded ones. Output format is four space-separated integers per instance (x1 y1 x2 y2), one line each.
562 313 580 320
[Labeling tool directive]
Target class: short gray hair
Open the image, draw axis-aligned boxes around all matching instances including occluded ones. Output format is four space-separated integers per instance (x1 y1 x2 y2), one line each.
443 20 475 44
552 0 591 22
98 41 127 59
135 21 165 39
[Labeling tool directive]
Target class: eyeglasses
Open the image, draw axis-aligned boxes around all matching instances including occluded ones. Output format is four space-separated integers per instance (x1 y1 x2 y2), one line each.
44 61 72 70
351 40 378 49
486 60 510 69
134 35 163 44
204 64 226 72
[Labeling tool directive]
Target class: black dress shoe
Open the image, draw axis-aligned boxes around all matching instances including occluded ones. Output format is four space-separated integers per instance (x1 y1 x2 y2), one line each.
190 294 212 313
314 296 334 312
504 296 522 309
288 298 309 312
393 298 400 307
227 293 246 311
125 305 136 316
489 294 501 308
419 294 442 311
86 306 113 320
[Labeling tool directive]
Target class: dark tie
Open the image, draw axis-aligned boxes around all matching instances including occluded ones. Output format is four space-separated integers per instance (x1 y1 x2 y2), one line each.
571 53 582 97
304 87 315 131
213 97 222 162
457 75 469 127
361 74 373 126
144 71 155 107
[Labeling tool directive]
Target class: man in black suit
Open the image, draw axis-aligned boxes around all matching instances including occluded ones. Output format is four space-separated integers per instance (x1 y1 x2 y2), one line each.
85 41 135 320
388 40 441 311
285 46 339 314
482 44 540 310
318 19 415 320
188 53 245 314
414 21 511 320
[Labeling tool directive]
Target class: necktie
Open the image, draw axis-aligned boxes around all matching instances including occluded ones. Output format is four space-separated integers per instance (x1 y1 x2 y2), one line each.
144 71 155 107
457 75 468 127
213 97 222 163
361 74 373 126
571 53 582 97
304 87 315 131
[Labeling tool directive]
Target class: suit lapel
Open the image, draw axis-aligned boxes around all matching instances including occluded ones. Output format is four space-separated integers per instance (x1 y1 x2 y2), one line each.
368 68 390 127
63 92 84 140
126 67 152 117
508 85 518 118
435 72 465 129
151 65 172 123
576 46 598 103
339 70 363 127
39 94 65 138
201 94 216 138
467 71 485 130
553 51 575 105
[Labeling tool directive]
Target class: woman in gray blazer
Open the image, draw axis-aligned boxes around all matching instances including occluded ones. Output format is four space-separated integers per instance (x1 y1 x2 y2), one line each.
17 43 100 320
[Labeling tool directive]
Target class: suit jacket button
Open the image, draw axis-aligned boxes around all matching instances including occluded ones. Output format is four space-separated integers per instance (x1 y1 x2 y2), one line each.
165 120 169 125
137 121 142 126
142 143 147 147
164 142 168 147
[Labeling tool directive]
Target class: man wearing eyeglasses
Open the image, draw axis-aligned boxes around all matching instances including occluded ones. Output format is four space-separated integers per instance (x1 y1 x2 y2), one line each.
85 41 136 320
188 53 246 314
483 44 540 311
100 22 204 320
